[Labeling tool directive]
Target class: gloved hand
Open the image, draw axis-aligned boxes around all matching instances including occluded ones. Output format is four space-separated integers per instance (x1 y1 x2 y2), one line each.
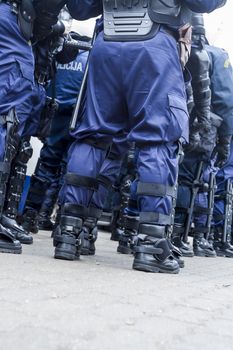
184 120 213 158
213 135 232 168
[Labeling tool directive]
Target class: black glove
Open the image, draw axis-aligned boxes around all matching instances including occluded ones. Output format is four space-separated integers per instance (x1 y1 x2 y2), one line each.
213 135 232 168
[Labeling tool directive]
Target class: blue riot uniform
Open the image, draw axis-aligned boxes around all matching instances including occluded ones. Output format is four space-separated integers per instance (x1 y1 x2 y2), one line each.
0 3 35 253
207 46 233 256
53 0 226 272
22 51 88 233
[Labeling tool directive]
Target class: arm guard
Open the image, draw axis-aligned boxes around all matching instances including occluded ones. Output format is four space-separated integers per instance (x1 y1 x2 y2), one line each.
33 0 67 41
185 0 226 13
188 46 211 127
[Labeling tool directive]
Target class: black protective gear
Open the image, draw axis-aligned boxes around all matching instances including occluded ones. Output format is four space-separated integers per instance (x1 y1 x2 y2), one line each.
22 174 51 233
56 32 91 64
2 138 33 244
171 224 194 257
1 215 33 244
4 139 33 219
38 211 55 231
34 21 65 84
132 223 180 273
0 109 20 217
36 97 58 141
213 228 233 257
193 230 216 257
80 218 98 255
33 0 67 41
80 206 102 255
22 208 39 234
0 223 22 254
117 215 139 255
213 135 232 168
103 0 192 41
54 203 87 260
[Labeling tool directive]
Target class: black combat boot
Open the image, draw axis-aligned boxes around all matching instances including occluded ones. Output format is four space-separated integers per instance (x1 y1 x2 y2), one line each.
117 215 139 254
110 209 123 241
193 229 216 257
38 210 54 231
171 223 194 257
22 208 39 234
1 215 33 245
54 203 87 260
133 223 180 274
81 220 98 255
0 223 22 254
81 207 102 255
213 227 233 257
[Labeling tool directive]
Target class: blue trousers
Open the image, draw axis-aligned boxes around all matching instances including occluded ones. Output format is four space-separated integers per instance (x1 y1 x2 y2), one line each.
63 29 189 220
0 3 34 160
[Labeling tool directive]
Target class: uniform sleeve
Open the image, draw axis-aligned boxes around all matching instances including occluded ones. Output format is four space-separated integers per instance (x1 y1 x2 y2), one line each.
67 0 102 20
185 0 227 13
208 47 233 136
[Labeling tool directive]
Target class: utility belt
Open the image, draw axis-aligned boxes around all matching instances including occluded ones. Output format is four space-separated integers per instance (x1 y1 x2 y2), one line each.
0 0 35 41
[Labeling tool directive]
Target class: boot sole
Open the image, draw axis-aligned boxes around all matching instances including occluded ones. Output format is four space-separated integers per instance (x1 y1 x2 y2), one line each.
117 246 133 255
133 260 180 274
19 238 33 245
194 251 216 257
0 246 22 254
80 248 95 256
180 251 194 258
216 251 233 258
54 249 79 261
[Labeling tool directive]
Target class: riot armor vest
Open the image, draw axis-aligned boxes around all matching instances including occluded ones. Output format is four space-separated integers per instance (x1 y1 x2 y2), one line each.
103 0 192 41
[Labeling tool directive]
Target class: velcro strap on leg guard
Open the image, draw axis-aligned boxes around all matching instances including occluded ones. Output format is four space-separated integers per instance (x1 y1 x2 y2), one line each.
124 215 139 231
97 174 112 190
88 206 103 219
62 203 88 218
193 227 209 234
137 182 177 198
65 172 99 191
138 223 166 239
60 215 83 230
54 234 77 246
193 206 212 215
81 138 111 151
135 238 172 262
134 245 163 256
140 212 172 225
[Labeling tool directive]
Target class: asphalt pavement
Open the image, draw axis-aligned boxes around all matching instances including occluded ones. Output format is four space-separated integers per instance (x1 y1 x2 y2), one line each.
0 230 233 350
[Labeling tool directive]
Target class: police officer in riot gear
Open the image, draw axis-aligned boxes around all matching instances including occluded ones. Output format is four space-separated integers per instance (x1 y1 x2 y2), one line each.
173 13 233 258
0 0 69 253
53 0 226 272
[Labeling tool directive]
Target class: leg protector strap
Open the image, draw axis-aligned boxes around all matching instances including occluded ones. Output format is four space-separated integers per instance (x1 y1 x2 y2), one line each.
65 172 99 191
135 238 172 262
137 182 177 198
138 223 166 239
62 203 88 219
140 211 172 225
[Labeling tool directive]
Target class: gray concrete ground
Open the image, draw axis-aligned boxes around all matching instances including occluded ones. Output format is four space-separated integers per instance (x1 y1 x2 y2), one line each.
0 230 233 350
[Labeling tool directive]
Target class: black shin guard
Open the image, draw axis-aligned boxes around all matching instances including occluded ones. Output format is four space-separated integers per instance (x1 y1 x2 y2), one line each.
2 139 33 244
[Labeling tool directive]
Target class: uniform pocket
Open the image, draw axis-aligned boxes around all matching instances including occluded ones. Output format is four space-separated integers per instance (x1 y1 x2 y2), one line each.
166 94 189 143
